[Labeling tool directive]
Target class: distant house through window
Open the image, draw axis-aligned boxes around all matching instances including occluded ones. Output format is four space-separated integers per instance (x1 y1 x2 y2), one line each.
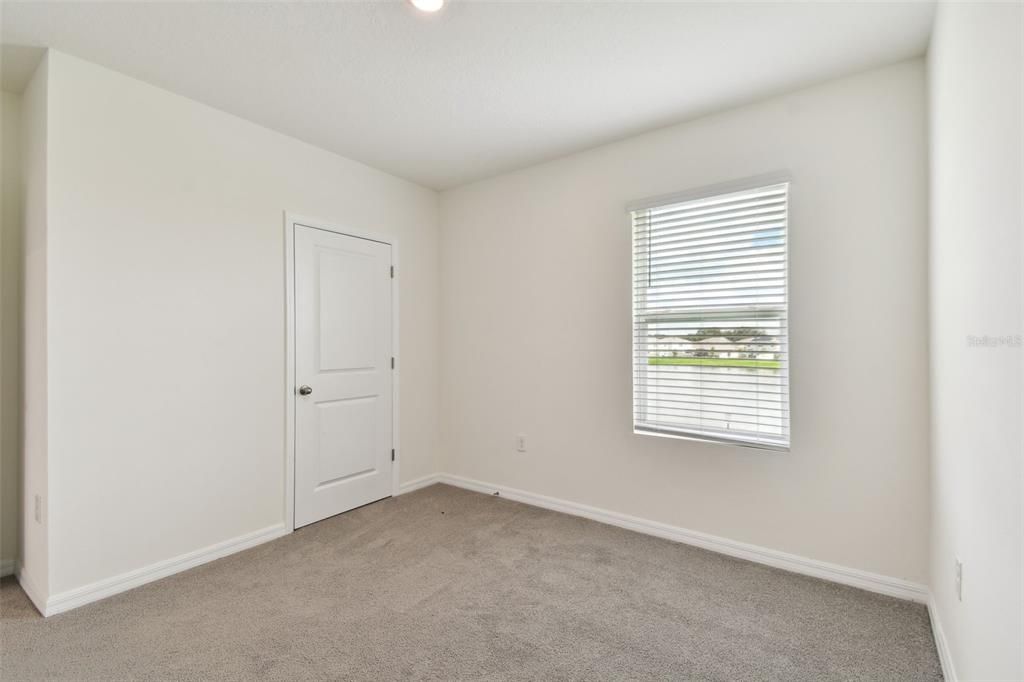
631 179 790 449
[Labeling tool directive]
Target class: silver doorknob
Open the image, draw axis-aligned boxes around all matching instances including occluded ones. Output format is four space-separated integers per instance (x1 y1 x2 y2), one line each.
298 385 313 396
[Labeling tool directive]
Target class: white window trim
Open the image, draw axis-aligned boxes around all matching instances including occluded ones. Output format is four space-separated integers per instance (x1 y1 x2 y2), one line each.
626 171 793 213
629 172 793 452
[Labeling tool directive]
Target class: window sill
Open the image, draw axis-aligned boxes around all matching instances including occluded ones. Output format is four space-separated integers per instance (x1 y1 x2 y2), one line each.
633 426 790 453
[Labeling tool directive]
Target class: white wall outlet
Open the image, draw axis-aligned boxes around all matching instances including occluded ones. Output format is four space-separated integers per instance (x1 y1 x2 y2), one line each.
954 557 963 601
516 434 527 452
34 494 42 523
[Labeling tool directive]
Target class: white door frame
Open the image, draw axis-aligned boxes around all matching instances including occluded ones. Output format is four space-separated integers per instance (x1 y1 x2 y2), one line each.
283 212 400 533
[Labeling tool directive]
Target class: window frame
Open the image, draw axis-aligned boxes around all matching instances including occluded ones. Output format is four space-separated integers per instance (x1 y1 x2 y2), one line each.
629 173 792 452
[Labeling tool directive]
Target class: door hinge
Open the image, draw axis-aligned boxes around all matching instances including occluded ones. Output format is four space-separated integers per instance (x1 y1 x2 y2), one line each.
391 357 395 369
391 449 396 462
390 265 394 279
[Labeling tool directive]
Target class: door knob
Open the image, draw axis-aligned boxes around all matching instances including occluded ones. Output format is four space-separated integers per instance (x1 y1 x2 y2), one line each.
298 385 313 396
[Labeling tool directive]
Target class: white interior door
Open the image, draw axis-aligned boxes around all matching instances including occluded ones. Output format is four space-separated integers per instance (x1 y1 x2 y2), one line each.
294 225 393 528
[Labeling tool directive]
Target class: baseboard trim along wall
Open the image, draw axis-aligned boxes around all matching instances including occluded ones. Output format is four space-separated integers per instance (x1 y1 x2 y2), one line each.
397 473 446 495
19 474 936 623
24 523 288 617
927 594 958 681
0 558 15 577
401 473 929 604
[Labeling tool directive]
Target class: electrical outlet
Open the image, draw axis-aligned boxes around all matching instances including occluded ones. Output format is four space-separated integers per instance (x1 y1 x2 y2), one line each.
954 557 963 601
516 434 527 452
34 494 42 523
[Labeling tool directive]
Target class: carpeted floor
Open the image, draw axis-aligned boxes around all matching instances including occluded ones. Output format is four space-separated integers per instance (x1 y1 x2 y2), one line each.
1 484 942 681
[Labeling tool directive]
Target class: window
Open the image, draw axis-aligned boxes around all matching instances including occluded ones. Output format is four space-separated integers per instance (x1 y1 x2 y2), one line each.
631 179 790 450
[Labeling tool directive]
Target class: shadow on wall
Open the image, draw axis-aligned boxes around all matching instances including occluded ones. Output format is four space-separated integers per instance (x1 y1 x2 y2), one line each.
0 47 37 573
1 46 46 93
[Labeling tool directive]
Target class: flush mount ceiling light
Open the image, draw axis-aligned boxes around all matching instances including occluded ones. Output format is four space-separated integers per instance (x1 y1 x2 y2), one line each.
409 0 444 13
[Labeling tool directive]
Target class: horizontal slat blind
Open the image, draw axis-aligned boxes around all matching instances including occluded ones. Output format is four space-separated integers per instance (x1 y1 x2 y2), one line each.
632 182 790 449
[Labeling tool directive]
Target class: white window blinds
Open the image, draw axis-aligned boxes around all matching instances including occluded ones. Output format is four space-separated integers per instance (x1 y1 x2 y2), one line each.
631 181 790 450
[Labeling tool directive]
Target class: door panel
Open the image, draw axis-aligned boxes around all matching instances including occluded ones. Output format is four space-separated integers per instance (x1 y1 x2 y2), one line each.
294 225 392 528
315 396 377 487
317 249 378 371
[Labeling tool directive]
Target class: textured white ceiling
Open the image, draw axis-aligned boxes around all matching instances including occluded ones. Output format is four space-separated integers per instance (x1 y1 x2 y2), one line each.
1 1 934 189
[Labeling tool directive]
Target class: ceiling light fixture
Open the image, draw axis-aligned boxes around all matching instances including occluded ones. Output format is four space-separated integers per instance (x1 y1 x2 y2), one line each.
409 0 444 13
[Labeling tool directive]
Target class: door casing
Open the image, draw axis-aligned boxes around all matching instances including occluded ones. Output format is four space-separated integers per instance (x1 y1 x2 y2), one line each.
283 212 400 532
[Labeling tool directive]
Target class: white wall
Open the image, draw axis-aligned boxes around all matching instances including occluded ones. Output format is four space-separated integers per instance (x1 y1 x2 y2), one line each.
928 2 1023 679
19 53 48 596
33 51 440 597
1 89 24 573
440 60 930 584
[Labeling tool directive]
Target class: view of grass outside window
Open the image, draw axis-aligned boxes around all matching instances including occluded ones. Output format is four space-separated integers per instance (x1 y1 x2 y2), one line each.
631 181 790 449
648 326 782 369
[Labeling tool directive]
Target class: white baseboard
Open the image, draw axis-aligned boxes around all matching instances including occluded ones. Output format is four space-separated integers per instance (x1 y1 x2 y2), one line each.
37 523 289 617
928 594 958 681
434 473 929 604
0 558 15 577
397 473 441 495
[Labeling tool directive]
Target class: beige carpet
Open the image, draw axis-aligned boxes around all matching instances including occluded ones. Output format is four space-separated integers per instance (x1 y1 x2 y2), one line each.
1 484 941 680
